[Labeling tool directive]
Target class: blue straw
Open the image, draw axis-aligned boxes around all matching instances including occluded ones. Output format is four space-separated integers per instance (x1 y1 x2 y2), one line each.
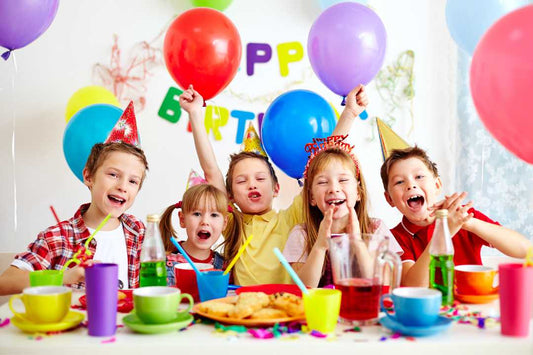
170 237 203 276
273 247 309 295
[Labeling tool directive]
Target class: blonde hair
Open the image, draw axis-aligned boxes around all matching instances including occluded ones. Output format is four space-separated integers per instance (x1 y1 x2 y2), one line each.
159 184 242 263
302 148 372 257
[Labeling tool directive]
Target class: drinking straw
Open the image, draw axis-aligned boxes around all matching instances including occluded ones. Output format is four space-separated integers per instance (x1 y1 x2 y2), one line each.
49 205 65 235
61 213 112 271
524 246 533 267
273 247 309 295
170 237 202 275
223 234 254 275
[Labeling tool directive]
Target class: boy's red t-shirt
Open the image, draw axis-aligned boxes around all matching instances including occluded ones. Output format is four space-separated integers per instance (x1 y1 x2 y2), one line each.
391 208 499 266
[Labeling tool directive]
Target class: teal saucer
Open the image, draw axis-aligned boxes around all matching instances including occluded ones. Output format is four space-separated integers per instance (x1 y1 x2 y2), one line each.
379 315 452 337
122 312 193 334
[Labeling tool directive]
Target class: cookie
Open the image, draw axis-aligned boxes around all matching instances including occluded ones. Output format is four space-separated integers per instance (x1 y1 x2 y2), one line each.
198 301 235 317
269 292 304 317
250 307 288 319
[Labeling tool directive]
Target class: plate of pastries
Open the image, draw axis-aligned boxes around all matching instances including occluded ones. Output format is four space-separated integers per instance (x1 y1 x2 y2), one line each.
193 291 305 326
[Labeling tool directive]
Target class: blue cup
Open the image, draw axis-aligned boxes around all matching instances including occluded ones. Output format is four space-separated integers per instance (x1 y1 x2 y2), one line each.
380 287 441 327
197 271 229 302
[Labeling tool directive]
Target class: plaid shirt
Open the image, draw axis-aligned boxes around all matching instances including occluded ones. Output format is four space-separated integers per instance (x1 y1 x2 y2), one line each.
14 203 145 288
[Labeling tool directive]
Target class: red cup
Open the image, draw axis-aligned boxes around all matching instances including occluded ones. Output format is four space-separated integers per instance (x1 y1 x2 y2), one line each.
174 263 214 302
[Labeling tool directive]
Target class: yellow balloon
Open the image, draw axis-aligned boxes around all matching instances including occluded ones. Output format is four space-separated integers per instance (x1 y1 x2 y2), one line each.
65 86 120 123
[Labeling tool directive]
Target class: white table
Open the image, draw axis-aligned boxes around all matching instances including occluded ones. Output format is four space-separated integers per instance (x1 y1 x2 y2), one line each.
0 292 531 355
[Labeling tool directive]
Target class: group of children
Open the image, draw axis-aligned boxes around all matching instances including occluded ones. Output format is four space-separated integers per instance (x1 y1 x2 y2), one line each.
0 85 530 295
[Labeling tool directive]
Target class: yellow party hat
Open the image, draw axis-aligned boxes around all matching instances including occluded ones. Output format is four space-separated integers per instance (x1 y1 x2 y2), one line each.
242 123 266 156
376 118 409 161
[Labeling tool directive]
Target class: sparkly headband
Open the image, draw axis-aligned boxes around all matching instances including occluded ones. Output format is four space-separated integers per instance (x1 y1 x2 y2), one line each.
174 201 233 213
303 135 360 180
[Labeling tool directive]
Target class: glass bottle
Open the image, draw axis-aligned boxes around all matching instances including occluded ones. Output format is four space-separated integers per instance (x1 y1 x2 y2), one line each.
139 214 167 287
429 209 455 306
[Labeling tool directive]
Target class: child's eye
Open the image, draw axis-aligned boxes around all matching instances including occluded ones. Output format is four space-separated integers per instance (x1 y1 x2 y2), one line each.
416 175 424 179
109 173 118 178
211 213 221 218
192 212 201 217
394 180 404 185
130 179 139 185
339 178 349 183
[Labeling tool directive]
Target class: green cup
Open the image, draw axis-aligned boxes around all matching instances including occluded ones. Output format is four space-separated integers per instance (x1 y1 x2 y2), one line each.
29 270 64 287
133 286 193 324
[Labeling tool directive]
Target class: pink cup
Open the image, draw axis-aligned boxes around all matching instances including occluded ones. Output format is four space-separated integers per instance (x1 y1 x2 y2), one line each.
499 263 533 337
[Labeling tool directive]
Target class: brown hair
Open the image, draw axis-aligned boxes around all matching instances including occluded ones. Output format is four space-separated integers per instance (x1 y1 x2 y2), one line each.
159 184 243 263
225 152 278 199
85 142 149 188
302 148 372 257
380 146 439 192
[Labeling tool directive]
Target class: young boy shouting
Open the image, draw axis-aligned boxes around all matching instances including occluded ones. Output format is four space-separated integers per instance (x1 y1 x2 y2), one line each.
0 104 149 294
381 146 531 287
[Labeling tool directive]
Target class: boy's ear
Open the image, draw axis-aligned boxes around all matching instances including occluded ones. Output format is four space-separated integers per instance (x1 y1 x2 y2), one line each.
178 211 186 228
435 176 443 194
384 191 395 207
82 168 93 189
273 182 280 197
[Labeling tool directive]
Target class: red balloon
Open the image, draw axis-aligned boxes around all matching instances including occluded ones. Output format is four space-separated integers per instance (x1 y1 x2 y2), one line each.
163 8 241 101
470 5 533 164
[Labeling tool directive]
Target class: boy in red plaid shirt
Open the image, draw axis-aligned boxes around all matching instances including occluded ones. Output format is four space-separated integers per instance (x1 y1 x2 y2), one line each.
0 103 149 294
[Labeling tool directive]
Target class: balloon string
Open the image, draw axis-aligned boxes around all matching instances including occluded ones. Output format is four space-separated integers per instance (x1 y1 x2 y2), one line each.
341 96 346 106
10 54 18 231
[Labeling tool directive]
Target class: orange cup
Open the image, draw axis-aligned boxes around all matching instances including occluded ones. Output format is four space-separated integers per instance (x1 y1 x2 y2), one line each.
455 265 498 295
174 263 215 302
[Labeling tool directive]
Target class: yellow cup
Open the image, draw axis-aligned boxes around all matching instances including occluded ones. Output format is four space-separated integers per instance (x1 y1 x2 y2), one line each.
9 286 72 324
303 288 342 333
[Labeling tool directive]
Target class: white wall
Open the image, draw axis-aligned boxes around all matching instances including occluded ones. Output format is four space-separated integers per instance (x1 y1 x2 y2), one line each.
0 0 457 253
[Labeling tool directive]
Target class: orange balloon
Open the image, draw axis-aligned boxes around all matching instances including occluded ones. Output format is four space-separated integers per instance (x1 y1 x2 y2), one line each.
163 8 241 101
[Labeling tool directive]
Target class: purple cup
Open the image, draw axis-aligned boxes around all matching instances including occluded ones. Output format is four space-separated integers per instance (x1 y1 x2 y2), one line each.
85 263 119 336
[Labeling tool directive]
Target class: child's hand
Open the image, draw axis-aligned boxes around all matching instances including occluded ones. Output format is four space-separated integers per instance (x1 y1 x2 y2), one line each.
179 85 204 114
431 192 473 236
62 259 100 285
346 205 362 241
343 85 368 118
316 206 334 251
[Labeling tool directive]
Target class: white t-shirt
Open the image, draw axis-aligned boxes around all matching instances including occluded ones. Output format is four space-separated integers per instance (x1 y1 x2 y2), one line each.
90 225 129 289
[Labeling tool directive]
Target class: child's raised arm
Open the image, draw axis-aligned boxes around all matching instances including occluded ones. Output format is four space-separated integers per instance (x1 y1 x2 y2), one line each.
332 84 368 136
179 85 226 194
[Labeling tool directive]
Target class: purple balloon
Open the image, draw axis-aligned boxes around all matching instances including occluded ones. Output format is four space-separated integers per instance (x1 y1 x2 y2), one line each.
0 0 59 60
308 2 387 97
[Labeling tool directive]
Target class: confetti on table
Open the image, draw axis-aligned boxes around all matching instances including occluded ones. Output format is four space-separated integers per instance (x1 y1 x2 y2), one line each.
101 336 116 344
0 318 10 328
343 326 362 333
310 330 327 338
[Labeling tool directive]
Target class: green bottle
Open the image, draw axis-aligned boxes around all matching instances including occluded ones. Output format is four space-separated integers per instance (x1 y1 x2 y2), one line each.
140 214 167 287
429 209 455 306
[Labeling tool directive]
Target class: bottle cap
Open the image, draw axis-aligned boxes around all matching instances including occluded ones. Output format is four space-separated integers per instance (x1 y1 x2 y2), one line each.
435 209 448 218
146 214 160 222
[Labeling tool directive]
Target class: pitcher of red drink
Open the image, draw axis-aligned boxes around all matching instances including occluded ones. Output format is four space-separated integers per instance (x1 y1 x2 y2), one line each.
328 232 401 325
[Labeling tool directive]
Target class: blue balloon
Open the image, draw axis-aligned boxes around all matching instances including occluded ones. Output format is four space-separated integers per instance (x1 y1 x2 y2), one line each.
446 0 529 55
261 90 336 179
63 104 123 182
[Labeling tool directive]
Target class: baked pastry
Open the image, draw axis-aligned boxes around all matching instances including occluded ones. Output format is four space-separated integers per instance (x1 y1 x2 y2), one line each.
250 307 288 319
269 292 305 317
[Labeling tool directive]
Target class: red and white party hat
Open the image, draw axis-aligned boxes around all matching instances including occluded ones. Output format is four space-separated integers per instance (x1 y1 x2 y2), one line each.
105 101 140 147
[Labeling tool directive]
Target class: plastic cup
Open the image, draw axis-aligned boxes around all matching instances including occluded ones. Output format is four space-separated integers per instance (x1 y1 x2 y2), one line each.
29 270 63 287
85 263 119 336
174 263 215 302
197 270 229 302
303 288 342 333
499 263 533 337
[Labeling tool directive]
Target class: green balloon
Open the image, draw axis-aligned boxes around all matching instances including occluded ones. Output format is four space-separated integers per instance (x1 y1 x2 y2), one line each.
191 0 233 11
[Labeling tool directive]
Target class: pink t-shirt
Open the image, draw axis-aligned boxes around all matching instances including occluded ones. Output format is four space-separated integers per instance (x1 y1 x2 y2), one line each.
283 218 403 263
